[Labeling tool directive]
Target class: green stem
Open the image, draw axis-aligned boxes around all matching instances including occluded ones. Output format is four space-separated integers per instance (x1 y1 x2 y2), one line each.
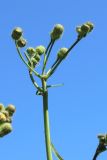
65 38 81 56
43 41 55 72
92 152 99 160
42 40 52 74
92 143 107 160
42 79 53 160
51 142 63 160
47 59 61 78
29 71 43 92
47 38 82 79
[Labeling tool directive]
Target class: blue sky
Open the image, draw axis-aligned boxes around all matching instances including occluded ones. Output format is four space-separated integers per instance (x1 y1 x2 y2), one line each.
0 0 107 159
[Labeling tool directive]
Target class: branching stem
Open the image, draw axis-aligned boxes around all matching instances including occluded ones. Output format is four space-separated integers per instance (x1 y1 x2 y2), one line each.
47 38 82 79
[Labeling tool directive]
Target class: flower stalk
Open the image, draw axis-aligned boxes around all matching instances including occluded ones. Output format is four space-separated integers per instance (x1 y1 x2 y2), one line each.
42 78 53 160
11 21 94 160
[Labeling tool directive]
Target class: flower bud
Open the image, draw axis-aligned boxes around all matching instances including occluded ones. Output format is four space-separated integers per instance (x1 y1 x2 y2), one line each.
2 110 12 123
76 22 94 39
2 111 9 119
11 27 23 40
26 47 36 57
86 22 94 32
98 134 105 140
76 26 83 39
0 123 12 137
76 26 82 34
0 112 6 123
17 38 27 48
0 104 5 111
81 24 90 34
57 48 68 59
50 24 64 40
6 104 16 116
35 45 46 55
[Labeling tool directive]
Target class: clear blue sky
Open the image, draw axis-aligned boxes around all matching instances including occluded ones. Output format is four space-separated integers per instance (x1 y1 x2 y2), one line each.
0 0 107 159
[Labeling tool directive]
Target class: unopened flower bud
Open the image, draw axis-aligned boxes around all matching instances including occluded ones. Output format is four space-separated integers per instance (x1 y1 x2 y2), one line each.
86 22 94 32
76 26 82 34
98 134 105 140
57 48 68 59
2 111 9 118
0 123 12 137
0 113 6 123
26 47 36 57
81 24 90 34
0 104 5 111
6 104 16 116
50 24 64 40
17 38 27 48
76 22 94 39
35 45 46 55
11 27 23 40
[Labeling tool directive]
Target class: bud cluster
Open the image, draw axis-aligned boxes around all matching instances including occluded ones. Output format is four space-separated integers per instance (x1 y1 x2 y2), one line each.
27 45 46 68
11 27 26 47
11 22 94 75
76 22 94 39
98 134 107 146
0 104 15 137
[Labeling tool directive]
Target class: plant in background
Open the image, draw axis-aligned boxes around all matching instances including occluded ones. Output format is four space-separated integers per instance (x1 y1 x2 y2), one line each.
11 22 104 160
92 134 107 160
0 103 15 137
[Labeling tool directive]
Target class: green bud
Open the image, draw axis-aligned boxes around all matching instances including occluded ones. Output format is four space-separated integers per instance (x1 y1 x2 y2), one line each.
57 48 68 59
76 26 82 34
0 104 5 111
76 22 94 39
0 123 12 137
2 110 12 123
26 47 36 57
6 104 16 116
76 26 83 39
50 24 64 40
86 22 94 32
81 24 90 34
0 112 6 123
17 38 27 48
11 27 23 40
98 134 105 140
98 134 107 145
35 45 46 55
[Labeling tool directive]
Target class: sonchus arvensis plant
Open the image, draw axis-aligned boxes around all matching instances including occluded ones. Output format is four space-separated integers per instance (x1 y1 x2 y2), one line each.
0 103 15 137
11 22 105 160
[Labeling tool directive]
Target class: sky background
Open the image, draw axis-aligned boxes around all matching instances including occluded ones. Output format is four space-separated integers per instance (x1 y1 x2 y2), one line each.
0 0 107 159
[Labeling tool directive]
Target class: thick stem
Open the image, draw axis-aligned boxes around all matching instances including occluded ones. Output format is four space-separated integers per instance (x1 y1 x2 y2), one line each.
92 152 99 160
92 143 107 160
42 79 53 160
